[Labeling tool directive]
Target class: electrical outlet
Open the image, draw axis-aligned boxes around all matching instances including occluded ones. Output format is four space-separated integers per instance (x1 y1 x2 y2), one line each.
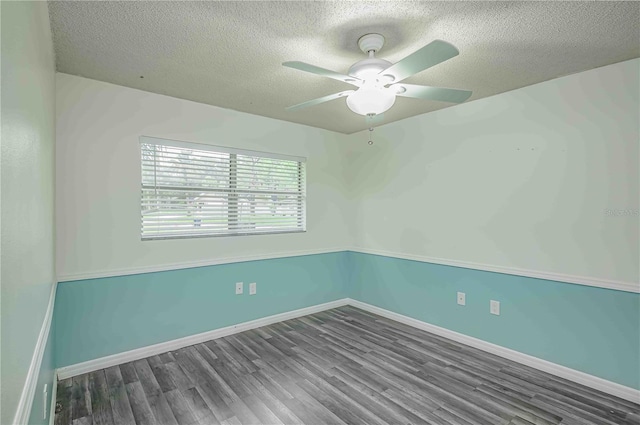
490 300 500 315
249 282 256 295
43 384 48 420
235 282 243 295
457 292 466 306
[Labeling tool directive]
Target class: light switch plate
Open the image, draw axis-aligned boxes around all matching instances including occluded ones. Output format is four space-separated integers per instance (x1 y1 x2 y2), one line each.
457 292 466 306
235 282 243 295
249 282 256 295
490 300 500 315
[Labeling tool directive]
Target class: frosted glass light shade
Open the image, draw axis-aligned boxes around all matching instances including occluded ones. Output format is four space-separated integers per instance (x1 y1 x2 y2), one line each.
346 87 396 116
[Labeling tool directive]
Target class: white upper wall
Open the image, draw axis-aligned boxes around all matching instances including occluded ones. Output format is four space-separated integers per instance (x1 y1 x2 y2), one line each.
57 59 639 287
56 74 353 280
1 2 56 423
347 59 639 285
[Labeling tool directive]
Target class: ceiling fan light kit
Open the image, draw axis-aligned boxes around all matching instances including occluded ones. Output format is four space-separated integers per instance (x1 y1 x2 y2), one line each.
283 33 473 122
346 86 396 116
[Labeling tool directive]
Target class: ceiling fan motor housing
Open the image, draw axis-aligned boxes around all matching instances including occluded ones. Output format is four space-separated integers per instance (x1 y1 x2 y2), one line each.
348 58 393 80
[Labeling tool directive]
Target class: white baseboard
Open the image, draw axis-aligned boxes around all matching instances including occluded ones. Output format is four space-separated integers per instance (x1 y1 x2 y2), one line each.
347 298 640 404
56 298 350 380
13 282 57 425
48 374 58 425
54 296 639 404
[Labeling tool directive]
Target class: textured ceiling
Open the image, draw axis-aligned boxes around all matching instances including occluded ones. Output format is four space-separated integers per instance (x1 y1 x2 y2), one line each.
48 1 639 134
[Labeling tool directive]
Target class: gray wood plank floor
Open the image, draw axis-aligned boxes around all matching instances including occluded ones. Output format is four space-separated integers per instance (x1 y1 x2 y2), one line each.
55 305 640 425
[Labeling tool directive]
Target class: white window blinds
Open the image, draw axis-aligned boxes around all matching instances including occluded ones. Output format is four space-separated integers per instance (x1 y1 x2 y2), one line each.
140 137 306 240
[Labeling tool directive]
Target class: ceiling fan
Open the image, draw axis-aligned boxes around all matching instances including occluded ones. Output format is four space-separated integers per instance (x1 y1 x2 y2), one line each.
283 34 472 119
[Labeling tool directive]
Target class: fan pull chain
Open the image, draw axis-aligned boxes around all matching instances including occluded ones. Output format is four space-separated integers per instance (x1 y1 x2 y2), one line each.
368 127 374 145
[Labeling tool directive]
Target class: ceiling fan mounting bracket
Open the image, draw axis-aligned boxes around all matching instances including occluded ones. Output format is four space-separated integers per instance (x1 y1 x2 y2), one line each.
357 33 385 54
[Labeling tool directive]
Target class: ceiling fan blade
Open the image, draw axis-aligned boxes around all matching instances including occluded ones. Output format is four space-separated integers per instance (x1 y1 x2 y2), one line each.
393 83 472 103
381 40 459 83
283 61 361 86
285 90 354 112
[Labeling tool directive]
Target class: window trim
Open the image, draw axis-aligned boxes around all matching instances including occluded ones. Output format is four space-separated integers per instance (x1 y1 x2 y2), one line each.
140 136 307 241
140 136 306 163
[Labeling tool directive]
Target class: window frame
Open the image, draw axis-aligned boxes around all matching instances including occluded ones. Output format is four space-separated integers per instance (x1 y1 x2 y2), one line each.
140 136 307 241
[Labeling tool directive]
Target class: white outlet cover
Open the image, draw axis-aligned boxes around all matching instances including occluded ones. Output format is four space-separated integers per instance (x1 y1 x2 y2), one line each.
457 292 466 306
490 300 500 315
249 282 256 295
235 282 243 295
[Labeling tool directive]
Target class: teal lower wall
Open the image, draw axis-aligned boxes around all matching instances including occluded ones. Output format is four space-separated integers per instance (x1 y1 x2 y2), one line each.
28 318 55 425
54 250 639 391
54 252 350 367
347 251 640 390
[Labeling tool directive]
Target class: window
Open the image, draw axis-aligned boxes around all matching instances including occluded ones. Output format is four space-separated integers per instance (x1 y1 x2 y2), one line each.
140 136 306 240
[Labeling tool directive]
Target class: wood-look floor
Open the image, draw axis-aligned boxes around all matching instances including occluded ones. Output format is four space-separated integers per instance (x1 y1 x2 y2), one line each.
55 306 640 425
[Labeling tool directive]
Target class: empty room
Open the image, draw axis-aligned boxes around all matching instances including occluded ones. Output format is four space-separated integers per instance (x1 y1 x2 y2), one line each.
2 1 639 424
